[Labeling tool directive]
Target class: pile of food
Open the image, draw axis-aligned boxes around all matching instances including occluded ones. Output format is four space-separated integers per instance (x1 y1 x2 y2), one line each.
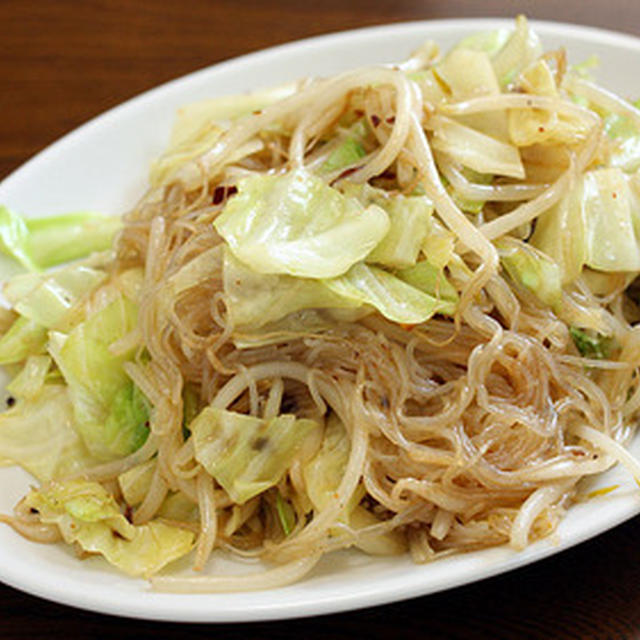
1 15 640 592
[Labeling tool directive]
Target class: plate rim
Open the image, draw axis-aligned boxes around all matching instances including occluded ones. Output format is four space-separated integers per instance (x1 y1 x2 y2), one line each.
1 16 640 623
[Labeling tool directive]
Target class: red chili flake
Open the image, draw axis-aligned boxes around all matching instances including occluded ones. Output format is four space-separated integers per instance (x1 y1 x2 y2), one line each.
354 109 365 117
253 109 262 115
370 114 381 128
330 166 360 185
538 126 545 133
386 116 396 124
212 186 225 205
612 192 618 199
212 185 238 205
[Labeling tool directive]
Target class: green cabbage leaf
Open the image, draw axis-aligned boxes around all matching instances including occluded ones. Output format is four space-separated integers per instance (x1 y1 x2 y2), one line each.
0 385 96 481
0 317 48 365
48 296 149 460
340 183 433 269
214 169 390 278
191 407 319 504
497 237 562 308
324 262 450 324
4 264 106 331
531 168 640 281
0 205 120 271
24 480 195 577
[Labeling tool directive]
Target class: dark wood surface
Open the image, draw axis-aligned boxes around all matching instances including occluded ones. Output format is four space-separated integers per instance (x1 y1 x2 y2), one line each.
2 1 640 638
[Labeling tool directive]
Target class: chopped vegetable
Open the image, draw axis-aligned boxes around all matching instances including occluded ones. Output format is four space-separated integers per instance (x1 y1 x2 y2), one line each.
531 167 640 281
303 413 350 512
223 249 360 329
0 316 47 365
24 480 195 577
275 491 296 536
498 237 562 307
3 264 106 331
214 169 390 278
0 385 96 481
437 48 508 140
0 206 120 271
5 355 52 400
321 137 367 173
430 116 525 179
491 15 542 87
191 407 320 504
48 296 149 460
569 327 614 359
340 183 433 269
396 260 459 313
324 262 451 324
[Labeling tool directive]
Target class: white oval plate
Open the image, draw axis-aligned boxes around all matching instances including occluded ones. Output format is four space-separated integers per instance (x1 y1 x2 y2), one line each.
1 18 640 623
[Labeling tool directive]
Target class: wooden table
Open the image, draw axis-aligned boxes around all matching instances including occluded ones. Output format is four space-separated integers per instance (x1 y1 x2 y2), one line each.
2 1 640 638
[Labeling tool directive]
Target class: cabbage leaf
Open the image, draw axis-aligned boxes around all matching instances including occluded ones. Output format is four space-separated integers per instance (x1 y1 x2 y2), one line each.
452 28 511 57
24 480 195 577
491 15 542 88
509 60 589 147
168 83 296 148
594 98 640 174
4 265 106 331
303 413 406 555
396 260 459 314
421 218 456 270
0 385 96 482
430 116 525 179
223 249 360 329
321 137 366 174
0 206 120 271
531 168 640 280
324 262 450 324
5 355 52 400
340 183 433 269
118 459 156 507
191 407 319 504
497 237 562 307
48 296 150 460
530 177 586 284
0 316 48 365
437 48 508 140
303 413 350 512
569 327 614 359
582 169 640 272
214 169 390 278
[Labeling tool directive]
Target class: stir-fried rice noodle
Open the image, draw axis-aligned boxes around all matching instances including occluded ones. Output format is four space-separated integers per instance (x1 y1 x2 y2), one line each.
4 18 640 592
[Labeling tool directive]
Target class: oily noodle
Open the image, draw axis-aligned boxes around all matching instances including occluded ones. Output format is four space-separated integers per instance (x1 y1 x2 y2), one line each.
14 59 639 593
